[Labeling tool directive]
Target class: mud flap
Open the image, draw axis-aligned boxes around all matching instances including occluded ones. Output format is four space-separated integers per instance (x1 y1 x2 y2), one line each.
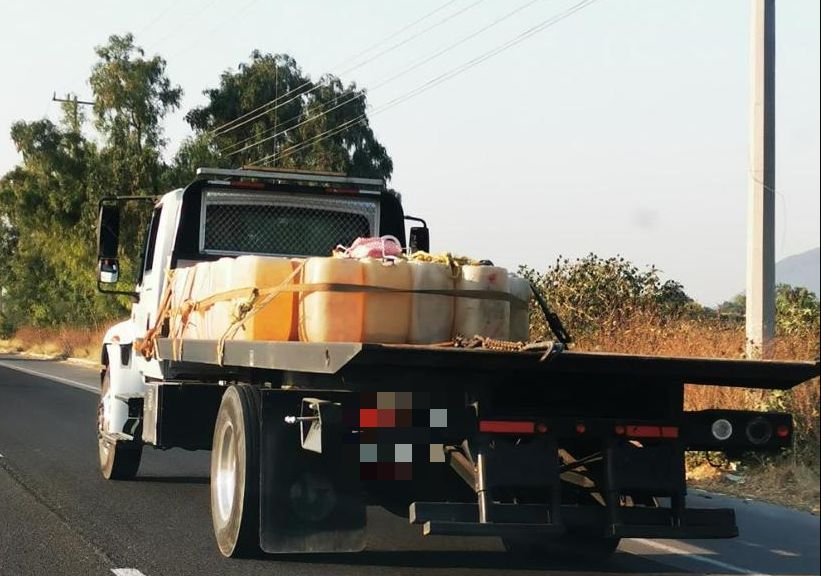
259 390 366 553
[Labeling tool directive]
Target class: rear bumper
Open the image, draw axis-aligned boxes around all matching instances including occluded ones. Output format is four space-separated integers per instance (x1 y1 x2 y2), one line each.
410 501 738 539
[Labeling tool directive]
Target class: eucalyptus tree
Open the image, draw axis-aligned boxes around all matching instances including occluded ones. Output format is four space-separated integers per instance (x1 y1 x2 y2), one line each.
184 51 393 180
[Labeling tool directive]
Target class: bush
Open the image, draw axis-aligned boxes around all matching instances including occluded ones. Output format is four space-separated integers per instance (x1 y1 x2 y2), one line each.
520 253 692 342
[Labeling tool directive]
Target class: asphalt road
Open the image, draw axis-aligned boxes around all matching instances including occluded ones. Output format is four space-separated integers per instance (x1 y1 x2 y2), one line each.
0 355 818 576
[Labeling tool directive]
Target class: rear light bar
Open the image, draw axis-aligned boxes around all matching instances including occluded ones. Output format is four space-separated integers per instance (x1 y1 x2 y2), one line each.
682 409 792 453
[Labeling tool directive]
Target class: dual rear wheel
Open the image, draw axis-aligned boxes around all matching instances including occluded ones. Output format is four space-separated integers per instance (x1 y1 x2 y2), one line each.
210 384 261 557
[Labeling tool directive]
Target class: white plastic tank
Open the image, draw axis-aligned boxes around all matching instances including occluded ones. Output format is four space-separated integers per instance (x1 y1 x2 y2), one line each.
454 265 510 340
508 274 531 342
299 257 364 342
169 265 196 338
408 261 454 344
184 261 212 339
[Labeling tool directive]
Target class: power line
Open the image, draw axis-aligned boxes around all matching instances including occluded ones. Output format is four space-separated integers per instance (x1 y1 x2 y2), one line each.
209 0 483 138
170 0 263 61
146 0 224 55
251 0 601 168
222 0 547 158
374 0 601 115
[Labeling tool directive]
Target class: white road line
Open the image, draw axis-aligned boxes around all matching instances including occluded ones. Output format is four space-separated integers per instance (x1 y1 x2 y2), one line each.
112 569 148 576
633 538 772 576
0 360 98 394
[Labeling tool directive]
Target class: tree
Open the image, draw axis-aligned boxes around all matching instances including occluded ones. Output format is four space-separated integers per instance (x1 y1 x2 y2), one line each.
184 52 392 180
775 284 819 335
90 33 182 195
0 103 113 326
0 34 181 328
717 285 819 336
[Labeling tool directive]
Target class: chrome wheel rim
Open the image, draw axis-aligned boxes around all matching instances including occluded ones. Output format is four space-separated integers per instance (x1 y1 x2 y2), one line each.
214 419 237 525
97 375 111 464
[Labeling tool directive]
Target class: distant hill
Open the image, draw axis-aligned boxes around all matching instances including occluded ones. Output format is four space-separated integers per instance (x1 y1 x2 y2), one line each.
777 247 820 296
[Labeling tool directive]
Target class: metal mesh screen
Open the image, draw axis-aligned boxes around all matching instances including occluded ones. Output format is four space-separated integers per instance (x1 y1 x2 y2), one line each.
201 190 379 257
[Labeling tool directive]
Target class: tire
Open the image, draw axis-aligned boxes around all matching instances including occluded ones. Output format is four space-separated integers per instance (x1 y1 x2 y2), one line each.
97 366 142 480
211 384 261 558
502 533 620 562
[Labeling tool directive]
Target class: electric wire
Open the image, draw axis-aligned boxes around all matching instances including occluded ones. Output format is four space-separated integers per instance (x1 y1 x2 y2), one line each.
209 0 486 138
223 0 548 159
341 0 461 67
208 0 461 137
170 0 263 61
250 0 601 167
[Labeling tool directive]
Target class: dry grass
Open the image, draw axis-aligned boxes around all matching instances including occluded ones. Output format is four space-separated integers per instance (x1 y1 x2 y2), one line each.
0 326 105 360
569 310 820 512
688 460 820 514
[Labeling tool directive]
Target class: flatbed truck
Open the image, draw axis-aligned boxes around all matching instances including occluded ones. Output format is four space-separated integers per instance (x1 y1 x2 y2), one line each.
95 167 820 558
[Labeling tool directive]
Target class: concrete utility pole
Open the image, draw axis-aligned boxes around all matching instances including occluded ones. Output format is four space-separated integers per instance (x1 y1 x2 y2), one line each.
745 0 776 359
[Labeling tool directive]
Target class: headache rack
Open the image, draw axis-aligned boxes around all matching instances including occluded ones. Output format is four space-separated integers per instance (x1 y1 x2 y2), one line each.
195 167 386 192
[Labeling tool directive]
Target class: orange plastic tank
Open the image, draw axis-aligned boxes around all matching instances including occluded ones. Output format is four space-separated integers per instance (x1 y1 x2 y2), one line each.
229 255 294 341
362 258 411 343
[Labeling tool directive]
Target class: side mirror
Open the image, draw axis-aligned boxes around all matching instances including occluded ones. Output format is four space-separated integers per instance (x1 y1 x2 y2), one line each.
408 227 430 253
405 215 430 254
97 203 120 259
98 258 120 284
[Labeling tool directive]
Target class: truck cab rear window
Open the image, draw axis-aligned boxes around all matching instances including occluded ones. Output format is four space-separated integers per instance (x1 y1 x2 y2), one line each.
200 190 378 257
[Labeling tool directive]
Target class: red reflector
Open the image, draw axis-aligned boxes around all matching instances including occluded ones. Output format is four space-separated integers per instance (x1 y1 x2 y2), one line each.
661 426 679 438
776 425 790 438
479 420 535 434
624 425 679 438
536 422 549 434
627 425 661 438
575 423 586 434
614 425 626 436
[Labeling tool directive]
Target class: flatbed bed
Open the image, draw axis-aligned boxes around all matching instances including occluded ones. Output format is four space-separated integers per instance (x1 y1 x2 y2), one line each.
155 337 819 389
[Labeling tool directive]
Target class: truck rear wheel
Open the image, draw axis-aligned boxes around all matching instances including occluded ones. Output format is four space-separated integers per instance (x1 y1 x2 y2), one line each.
211 384 261 558
97 366 142 480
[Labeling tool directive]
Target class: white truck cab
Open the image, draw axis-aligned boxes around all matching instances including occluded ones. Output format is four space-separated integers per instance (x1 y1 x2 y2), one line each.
95 167 420 479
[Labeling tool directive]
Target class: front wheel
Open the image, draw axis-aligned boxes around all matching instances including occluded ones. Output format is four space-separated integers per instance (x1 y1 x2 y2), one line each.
97 366 142 480
211 384 261 558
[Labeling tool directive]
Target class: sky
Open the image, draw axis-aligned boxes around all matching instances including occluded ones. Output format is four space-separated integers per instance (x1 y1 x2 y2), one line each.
0 0 818 305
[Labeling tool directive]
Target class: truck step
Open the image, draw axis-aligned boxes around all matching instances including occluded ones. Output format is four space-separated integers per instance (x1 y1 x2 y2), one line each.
99 431 134 443
115 393 145 401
